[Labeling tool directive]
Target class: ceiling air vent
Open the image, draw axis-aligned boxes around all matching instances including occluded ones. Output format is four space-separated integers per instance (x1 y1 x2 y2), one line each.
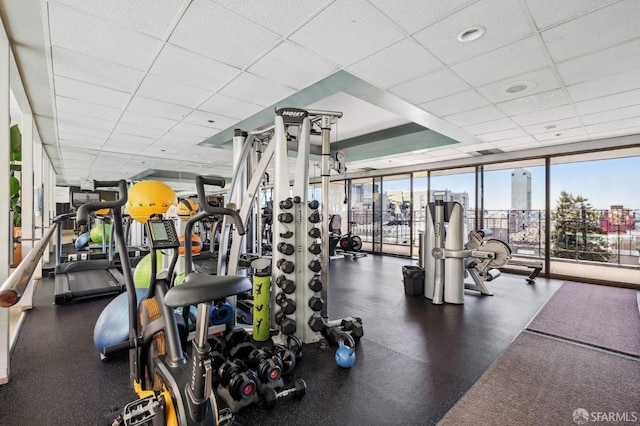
476 149 503 155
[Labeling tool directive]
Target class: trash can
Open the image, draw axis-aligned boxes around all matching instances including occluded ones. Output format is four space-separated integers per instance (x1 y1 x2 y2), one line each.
402 265 424 296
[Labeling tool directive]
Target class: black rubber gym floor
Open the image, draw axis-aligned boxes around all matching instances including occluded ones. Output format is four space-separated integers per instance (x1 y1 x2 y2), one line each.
0 255 562 425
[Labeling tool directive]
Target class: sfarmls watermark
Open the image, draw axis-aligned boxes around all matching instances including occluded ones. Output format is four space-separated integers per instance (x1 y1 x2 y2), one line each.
573 408 638 424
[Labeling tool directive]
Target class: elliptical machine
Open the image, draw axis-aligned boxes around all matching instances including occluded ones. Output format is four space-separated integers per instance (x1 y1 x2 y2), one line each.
78 178 251 426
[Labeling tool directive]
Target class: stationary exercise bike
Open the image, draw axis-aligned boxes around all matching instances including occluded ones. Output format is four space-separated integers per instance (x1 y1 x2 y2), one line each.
78 178 251 426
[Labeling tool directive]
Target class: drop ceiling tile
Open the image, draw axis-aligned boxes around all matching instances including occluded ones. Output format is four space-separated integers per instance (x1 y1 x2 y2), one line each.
249 41 338 90
478 127 529 142
52 0 185 39
289 0 405 66
523 117 583 135
444 105 506 127
496 89 570 116
557 38 640 85
171 122 216 139
413 0 532 66
476 67 561 103
347 38 442 89
369 0 475 33
52 47 144 92
154 131 204 146
119 110 178 131
108 132 156 146
199 94 264 120
389 68 469 104
490 136 538 147
541 1 640 62
128 96 192 121
451 36 549 86
57 122 111 139
419 90 489 117
456 142 500 153
48 2 161 71
211 0 329 35
150 44 240 92
574 89 640 116
181 110 236 130
102 139 152 154
56 96 123 122
524 0 617 30
57 112 115 132
533 127 587 142
463 118 518 135
137 74 214 108
58 132 105 147
112 122 166 139
581 104 640 126
54 76 130 108
168 0 279 68
219 73 295 107
589 126 640 140
568 68 640 102
498 141 543 152
586 117 640 134
510 105 576 126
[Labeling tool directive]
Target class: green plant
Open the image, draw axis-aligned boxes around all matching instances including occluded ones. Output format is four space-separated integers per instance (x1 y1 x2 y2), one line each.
10 124 21 227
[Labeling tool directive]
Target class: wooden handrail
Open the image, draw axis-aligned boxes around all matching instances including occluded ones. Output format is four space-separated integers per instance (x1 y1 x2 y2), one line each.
0 223 58 307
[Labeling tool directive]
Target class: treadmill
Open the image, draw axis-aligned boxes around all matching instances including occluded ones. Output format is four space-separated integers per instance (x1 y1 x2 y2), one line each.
52 182 127 305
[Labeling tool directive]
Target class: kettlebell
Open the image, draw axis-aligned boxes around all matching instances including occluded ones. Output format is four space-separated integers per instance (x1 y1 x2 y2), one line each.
335 340 356 369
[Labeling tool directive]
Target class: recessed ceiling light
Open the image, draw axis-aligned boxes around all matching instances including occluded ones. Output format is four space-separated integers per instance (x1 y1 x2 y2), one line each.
457 26 486 42
544 124 558 130
499 80 537 95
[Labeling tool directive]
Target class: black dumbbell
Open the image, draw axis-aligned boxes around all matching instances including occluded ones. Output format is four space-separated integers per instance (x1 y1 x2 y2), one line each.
342 317 364 340
308 242 321 255
308 259 321 273
247 348 282 384
308 227 320 239
277 259 295 274
308 315 324 332
275 310 296 335
276 293 296 315
279 198 293 209
276 275 295 294
224 328 255 360
293 196 301 204
278 212 293 223
271 345 297 376
308 210 321 223
308 296 324 312
218 359 248 387
280 230 294 239
263 378 307 409
308 200 319 209
277 242 294 255
308 276 322 292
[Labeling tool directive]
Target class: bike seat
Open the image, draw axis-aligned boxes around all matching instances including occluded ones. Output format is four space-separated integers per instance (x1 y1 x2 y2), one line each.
164 273 251 307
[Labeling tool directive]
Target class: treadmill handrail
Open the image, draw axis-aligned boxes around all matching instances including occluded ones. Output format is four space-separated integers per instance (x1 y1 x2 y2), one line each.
77 180 128 226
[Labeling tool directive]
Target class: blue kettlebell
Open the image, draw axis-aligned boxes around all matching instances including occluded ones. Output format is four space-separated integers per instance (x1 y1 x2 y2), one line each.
335 340 356 368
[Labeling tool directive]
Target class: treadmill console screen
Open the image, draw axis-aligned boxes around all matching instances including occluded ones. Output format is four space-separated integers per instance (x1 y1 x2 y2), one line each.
146 219 180 250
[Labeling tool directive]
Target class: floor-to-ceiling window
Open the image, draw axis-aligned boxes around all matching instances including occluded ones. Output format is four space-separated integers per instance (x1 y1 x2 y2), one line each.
412 172 428 258
381 174 411 256
350 178 374 252
429 167 476 238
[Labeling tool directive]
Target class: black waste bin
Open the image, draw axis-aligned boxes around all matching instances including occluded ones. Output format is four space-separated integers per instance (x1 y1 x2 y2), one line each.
402 265 424 296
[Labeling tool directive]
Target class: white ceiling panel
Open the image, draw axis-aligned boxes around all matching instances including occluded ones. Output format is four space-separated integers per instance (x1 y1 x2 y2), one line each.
589 126 640 140
211 0 330 36
57 112 115 132
557 38 640 85
119 109 178 131
181 110 234 130
490 136 538 147
534 127 587 142
348 38 442 89
478 127 529 142
57 122 110 139
171 122 217 139
510 105 576 127
541 1 640 62
369 0 475 33
58 132 105 147
128 95 192 121
567 68 640 103
581 104 640 126
574 89 640 116
456 142 499 153
150 44 240 92
498 141 542 152
108 132 156 146
102 138 153 154
419 90 489 117
523 117 583 135
413 0 532 66
451 36 549 87
56 96 123 122
51 0 185 39
524 0 617 30
248 41 338 90
48 2 161 71
168 0 279 68
586 117 640 134
463 118 518 135
154 131 204 146
112 122 166 139
444 105 506 127
137 74 214 108
51 47 144 92
476 67 561 103
389 68 469 104
198 94 264 120
218 73 296 108
289 0 405 66
53 75 130 108
496 89 570 116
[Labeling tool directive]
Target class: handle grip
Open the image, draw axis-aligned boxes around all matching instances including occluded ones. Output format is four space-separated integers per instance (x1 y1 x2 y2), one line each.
76 180 128 225
194 175 245 235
